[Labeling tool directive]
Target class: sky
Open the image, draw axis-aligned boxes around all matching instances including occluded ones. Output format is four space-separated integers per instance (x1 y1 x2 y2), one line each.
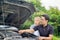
40 0 60 10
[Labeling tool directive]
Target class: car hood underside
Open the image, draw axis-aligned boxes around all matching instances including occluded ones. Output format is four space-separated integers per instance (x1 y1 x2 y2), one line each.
0 0 35 28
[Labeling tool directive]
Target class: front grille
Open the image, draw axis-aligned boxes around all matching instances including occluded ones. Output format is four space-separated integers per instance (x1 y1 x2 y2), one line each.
4 36 37 40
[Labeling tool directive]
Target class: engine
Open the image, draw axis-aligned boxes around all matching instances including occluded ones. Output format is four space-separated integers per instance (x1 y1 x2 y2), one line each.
0 25 38 40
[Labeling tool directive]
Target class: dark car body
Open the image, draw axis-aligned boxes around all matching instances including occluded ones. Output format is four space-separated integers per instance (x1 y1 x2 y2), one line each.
0 0 36 40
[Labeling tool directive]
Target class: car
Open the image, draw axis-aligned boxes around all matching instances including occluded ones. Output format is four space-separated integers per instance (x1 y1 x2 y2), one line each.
0 0 37 40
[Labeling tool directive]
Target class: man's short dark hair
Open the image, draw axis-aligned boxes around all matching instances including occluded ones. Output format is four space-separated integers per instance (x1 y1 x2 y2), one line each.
41 14 50 21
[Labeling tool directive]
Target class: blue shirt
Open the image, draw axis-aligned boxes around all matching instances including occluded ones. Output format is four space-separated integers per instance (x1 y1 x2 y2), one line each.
33 24 54 37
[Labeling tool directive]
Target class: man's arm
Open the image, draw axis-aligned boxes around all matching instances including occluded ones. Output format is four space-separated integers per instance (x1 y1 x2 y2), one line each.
19 26 38 34
18 29 35 34
39 34 53 40
44 34 53 40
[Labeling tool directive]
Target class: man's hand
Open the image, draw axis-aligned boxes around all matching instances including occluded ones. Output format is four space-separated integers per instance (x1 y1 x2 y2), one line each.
18 30 26 34
18 29 34 34
38 37 45 40
38 34 53 40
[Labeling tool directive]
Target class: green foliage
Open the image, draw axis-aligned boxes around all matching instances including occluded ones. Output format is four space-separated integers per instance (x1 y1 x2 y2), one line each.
23 20 33 29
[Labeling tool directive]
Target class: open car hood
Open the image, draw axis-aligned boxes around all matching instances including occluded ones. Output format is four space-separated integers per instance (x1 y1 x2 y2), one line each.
0 0 35 28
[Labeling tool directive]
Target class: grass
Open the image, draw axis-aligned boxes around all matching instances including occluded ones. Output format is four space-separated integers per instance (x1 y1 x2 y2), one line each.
53 36 58 40
58 36 60 40
53 35 60 40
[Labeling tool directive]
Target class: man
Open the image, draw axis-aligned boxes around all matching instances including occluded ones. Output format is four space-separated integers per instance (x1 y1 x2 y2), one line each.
19 14 54 40
30 17 40 36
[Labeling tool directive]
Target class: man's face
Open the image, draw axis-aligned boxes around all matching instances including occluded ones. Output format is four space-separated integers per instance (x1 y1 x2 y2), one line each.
34 17 41 25
41 16 48 25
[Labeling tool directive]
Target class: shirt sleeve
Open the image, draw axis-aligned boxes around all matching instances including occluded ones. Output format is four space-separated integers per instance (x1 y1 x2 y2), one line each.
30 25 35 29
33 26 38 31
49 26 54 34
